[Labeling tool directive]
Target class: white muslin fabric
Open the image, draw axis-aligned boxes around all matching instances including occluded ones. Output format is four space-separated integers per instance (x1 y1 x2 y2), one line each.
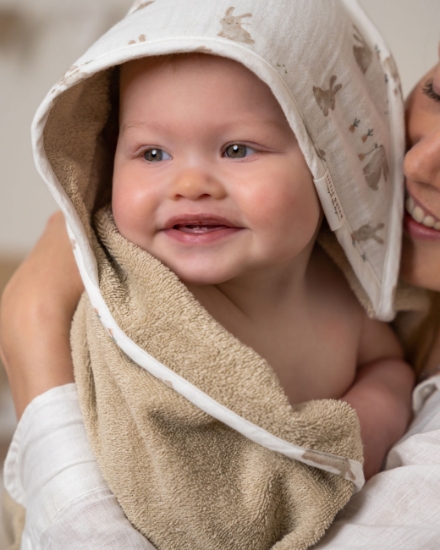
34 0 404 323
3 385 157 550
4 375 440 550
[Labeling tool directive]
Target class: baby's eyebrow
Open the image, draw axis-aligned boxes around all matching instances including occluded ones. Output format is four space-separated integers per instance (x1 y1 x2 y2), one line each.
119 120 152 133
118 117 295 144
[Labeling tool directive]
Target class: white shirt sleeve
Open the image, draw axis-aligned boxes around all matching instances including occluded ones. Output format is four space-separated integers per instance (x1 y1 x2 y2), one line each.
3 384 156 550
315 373 440 550
4 376 440 550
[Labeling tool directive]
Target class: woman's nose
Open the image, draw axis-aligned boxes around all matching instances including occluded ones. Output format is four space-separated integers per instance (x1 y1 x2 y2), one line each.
404 128 440 190
167 168 227 201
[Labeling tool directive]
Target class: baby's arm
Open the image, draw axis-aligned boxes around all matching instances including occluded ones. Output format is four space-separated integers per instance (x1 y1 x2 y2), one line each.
341 317 415 480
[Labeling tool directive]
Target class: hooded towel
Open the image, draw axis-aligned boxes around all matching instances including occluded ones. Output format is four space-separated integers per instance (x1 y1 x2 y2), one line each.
6 1 405 549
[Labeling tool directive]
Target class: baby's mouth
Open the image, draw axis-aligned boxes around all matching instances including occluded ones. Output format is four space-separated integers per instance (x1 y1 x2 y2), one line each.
163 215 241 242
405 195 440 231
174 223 229 234
165 214 238 231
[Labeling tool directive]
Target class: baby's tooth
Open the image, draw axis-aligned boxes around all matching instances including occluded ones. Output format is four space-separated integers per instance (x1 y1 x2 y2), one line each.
422 215 435 228
412 206 425 223
435 222 440 231
406 196 415 214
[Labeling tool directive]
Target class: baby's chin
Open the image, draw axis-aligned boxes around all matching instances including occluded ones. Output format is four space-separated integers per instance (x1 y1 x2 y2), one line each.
157 258 236 287
175 269 237 288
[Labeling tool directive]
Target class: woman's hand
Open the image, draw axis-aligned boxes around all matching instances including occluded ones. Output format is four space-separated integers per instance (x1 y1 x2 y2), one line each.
0 212 83 419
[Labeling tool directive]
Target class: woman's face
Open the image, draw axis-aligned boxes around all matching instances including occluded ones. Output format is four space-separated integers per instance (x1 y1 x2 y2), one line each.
401 49 440 292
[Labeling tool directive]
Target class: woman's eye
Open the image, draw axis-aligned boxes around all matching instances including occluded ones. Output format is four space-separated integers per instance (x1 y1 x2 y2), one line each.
143 148 171 162
224 144 256 159
422 80 440 103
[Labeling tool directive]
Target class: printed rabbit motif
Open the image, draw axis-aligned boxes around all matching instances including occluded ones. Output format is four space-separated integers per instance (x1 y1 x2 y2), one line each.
353 25 372 74
384 55 402 97
352 223 385 245
218 7 255 45
360 145 389 191
128 34 147 45
129 0 155 14
52 65 86 93
313 75 343 117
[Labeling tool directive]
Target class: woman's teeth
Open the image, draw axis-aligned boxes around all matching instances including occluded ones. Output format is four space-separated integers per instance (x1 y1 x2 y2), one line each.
406 196 440 230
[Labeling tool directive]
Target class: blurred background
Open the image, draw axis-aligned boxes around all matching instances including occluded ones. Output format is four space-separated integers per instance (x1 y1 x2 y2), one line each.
0 0 439 544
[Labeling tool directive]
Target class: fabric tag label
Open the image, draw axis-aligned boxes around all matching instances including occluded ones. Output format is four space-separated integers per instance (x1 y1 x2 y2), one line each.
313 171 344 231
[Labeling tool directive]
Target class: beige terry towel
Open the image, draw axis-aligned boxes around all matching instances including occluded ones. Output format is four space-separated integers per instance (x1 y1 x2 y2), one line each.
68 207 363 550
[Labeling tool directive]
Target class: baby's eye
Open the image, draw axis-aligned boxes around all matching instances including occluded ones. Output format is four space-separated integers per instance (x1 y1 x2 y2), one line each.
143 148 171 162
224 144 256 159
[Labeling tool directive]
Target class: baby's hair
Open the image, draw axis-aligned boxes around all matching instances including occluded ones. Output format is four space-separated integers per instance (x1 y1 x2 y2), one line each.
143 53 190 69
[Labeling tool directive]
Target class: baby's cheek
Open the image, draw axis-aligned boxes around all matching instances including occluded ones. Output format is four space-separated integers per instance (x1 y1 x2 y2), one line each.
112 182 151 247
112 184 133 235
258 186 318 231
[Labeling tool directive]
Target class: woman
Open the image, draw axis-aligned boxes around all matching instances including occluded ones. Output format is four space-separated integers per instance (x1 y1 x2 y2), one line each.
1 48 440 550
313 54 440 548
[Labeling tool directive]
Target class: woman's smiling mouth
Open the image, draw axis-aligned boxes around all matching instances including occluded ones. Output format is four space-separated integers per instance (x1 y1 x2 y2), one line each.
404 193 440 240
406 195 440 229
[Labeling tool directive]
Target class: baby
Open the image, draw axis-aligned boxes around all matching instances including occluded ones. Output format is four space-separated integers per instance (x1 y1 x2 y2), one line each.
4 1 415 549
113 52 412 476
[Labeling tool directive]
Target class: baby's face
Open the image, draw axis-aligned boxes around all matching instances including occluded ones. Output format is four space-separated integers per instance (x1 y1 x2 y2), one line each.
112 54 321 285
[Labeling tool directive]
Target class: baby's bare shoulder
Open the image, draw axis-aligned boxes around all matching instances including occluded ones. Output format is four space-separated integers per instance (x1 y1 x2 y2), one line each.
310 247 402 365
309 245 365 325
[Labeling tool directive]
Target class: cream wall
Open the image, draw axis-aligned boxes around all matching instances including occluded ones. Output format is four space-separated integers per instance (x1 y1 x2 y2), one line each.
0 1 439 256
359 0 440 95
0 0 132 256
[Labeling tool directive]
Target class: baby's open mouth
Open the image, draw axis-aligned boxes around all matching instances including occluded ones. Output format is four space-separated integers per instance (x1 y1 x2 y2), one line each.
405 195 440 231
163 215 241 243
173 224 229 234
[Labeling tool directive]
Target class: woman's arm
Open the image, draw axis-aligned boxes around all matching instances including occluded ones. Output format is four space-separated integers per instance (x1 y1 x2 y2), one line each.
0 212 157 548
316 375 440 549
4 384 157 550
0 212 81 418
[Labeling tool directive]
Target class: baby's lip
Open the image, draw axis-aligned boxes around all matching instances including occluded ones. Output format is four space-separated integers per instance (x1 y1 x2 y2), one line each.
163 214 239 230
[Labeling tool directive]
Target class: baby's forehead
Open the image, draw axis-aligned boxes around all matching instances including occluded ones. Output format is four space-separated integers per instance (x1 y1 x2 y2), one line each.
118 53 290 128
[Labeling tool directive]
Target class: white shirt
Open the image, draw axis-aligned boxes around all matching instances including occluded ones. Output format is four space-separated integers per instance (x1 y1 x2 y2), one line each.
4 376 440 549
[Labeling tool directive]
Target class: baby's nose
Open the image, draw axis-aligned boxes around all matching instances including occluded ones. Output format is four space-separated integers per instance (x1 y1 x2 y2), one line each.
168 168 226 200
